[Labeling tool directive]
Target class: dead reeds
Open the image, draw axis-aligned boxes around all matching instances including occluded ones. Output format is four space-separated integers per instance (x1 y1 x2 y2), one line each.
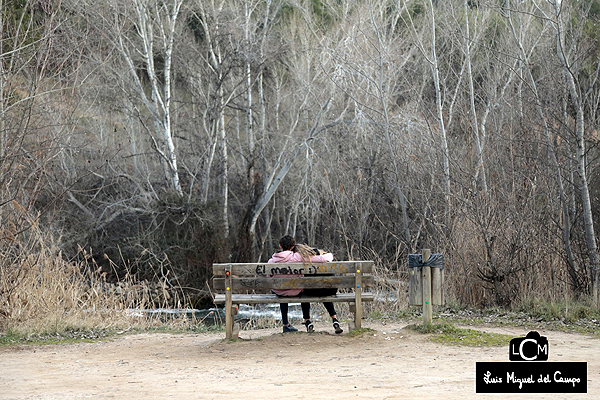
0 216 187 336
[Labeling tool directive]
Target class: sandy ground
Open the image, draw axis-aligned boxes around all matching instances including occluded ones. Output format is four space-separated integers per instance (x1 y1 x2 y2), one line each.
0 321 597 400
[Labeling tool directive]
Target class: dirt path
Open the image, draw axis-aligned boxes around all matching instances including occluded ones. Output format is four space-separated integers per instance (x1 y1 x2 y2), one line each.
0 321 597 399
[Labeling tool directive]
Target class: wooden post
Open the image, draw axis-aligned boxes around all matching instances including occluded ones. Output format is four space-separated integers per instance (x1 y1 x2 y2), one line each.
232 309 239 337
348 303 356 331
354 268 363 329
421 249 432 326
432 266 444 305
408 259 422 306
225 264 234 339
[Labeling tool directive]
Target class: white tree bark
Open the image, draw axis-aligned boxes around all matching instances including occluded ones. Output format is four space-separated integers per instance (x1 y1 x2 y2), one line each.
427 0 451 226
463 0 487 193
114 0 184 197
505 0 580 292
248 98 335 235
369 0 411 244
218 89 229 237
549 0 600 302
245 0 256 168
193 0 252 235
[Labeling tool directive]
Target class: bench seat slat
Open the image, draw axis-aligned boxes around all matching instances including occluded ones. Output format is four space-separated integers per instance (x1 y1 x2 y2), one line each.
213 275 374 291
214 292 374 304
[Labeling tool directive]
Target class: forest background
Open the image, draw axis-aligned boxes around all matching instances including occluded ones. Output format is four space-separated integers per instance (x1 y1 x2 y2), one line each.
2 0 600 333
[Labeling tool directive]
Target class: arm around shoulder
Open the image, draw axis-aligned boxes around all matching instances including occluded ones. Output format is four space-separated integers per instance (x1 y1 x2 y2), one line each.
311 252 334 262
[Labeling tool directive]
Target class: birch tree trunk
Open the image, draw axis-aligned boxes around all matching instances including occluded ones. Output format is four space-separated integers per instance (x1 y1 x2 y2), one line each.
114 0 184 197
193 0 259 234
427 0 451 228
369 0 410 244
550 0 600 302
248 98 335 237
194 1 222 203
463 0 487 193
245 0 254 190
158 0 183 197
218 88 229 237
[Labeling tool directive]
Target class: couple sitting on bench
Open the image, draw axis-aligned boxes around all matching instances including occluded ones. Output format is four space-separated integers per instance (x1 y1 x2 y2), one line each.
268 235 343 334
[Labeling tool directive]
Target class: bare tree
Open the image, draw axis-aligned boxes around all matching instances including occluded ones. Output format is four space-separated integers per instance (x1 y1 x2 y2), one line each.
403 0 452 228
0 0 75 219
0 0 86 307
369 0 411 245
545 0 600 302
103 0 184 197
462 0 488 192
425 0 451 226
503 0 582 294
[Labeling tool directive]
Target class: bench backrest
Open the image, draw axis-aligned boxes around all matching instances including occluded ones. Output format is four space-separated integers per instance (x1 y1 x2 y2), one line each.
212 261 374 292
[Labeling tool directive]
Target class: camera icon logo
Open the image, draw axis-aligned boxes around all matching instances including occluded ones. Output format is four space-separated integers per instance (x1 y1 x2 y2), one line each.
509 331 548 361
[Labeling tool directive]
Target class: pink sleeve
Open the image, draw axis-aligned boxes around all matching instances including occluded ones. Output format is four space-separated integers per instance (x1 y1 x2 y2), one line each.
310 253 333 262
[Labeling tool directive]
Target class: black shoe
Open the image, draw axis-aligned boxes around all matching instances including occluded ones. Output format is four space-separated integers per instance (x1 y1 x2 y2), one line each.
283 324 298 333
333 320 343 334
304 320 314 333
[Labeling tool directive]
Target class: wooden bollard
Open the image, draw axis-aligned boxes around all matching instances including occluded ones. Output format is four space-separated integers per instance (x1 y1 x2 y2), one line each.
432 265 444 306
421 249 433 326
408 260 422 306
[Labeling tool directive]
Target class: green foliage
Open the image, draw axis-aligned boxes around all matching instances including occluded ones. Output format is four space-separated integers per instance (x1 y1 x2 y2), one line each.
310 0 339 30
136 323 221 335
368 309 386 319
517 298 600 324
0 327 111 346
347 327 376 337
590 1 600 24
0 322 221 346
1 0 46 53
407 321 452 334
275 1 296 24
574 0 600 80
406 0 426 19
367 308 414 320
186 11 205 44
406 323 512 347
272 0 341 29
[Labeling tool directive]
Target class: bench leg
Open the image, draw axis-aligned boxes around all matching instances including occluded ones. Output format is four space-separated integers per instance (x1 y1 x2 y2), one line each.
354 270 363 330
224 265 234 339
355 297 362 330
348 301 362 330
348 303 356 331
225 302 239 340
225 302 233 339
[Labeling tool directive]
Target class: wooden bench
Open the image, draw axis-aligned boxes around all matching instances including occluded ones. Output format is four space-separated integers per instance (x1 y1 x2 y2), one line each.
212 261 374 339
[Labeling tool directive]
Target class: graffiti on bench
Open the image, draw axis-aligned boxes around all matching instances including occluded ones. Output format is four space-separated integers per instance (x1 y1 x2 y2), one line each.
254 263 351 276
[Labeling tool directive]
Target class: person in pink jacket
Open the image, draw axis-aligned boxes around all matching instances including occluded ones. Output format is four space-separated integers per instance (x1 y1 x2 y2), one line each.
268 235 343 334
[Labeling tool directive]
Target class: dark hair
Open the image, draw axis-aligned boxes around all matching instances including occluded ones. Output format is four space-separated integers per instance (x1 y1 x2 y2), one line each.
279 235 296 251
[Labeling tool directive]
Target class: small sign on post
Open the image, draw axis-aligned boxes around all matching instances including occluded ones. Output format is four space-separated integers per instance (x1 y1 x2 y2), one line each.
408 250 444 326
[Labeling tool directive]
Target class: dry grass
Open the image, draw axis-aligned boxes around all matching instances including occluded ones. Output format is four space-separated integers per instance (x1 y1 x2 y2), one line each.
0 216 185 337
